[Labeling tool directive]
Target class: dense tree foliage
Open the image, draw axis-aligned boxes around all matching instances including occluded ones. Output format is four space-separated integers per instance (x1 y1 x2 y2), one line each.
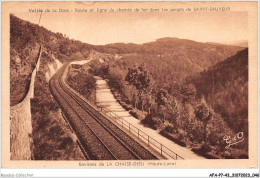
125 64 153 111
67 65 96 103
194 98 213 144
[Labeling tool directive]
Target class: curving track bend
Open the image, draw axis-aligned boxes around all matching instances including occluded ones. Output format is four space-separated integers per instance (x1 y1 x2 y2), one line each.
49 63 158 160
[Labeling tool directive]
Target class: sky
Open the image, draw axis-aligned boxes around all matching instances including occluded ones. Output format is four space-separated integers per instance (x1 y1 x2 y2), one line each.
13 8 248 45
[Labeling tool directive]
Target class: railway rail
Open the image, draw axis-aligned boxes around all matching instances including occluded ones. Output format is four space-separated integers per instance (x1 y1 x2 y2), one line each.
49 63 158 160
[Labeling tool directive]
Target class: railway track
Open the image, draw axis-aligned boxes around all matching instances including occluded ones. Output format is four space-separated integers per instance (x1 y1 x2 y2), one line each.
49 63 158 160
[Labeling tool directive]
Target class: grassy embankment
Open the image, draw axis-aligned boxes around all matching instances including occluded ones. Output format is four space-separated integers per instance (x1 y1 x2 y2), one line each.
30 55 84 160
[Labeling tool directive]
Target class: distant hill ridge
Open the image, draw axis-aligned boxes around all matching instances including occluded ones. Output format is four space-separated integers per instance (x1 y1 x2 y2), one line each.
10 14 245 103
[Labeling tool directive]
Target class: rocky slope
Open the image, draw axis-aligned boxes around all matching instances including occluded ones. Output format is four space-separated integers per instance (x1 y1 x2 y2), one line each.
10 14 92 106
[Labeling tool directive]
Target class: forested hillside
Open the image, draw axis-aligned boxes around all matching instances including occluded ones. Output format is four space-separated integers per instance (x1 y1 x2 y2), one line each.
90 47 248 159
190 48 248 135
10 14 93 105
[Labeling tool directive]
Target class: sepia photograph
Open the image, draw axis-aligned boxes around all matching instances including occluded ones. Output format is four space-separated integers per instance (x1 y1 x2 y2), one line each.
1 1 258 171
